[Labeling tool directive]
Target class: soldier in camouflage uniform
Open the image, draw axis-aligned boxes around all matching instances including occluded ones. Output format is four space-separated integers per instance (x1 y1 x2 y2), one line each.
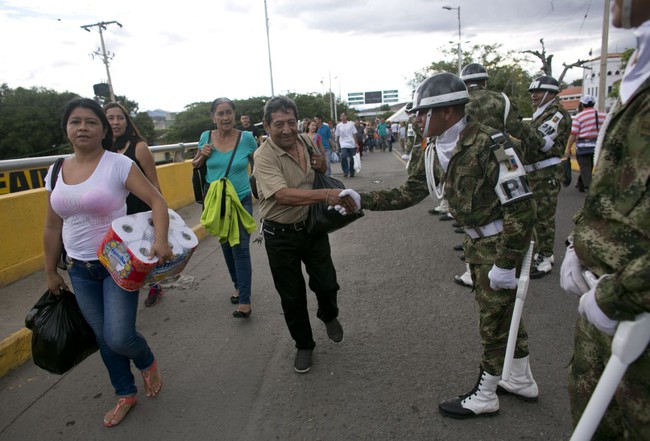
561 2 650 438
453 63 543 288
360 72 538 418
525 76 572 279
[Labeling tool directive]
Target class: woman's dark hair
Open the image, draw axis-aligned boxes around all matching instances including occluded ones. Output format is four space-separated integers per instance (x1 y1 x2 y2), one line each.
263 96 298 125
103 102 144 152
61 98 113 150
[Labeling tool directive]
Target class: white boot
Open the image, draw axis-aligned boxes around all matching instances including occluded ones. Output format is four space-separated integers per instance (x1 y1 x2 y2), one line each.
498 356 539 401
439 369 500 418
433 198 449 214
454 264 473 288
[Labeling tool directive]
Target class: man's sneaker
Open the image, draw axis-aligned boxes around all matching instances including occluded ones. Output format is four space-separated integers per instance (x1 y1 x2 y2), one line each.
294 349 313 373
325 318 344 343
144 284 163 307
530 254 554 279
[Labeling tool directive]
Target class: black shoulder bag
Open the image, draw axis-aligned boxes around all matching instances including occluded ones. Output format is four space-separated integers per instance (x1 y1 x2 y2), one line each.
193 131 210 204
50 158 68 270
301 134 364 235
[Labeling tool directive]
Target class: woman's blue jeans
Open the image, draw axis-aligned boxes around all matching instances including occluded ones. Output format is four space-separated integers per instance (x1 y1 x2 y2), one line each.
68 260 154 397
221 194 253 305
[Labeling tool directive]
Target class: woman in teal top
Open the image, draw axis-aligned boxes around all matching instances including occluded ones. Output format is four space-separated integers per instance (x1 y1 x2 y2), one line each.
193 98 257 318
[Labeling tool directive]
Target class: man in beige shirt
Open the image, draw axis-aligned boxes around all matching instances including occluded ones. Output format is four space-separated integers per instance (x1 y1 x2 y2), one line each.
253 96 360 374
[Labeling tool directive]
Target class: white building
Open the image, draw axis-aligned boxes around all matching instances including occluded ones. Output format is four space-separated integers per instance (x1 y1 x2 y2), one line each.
581 53 624 111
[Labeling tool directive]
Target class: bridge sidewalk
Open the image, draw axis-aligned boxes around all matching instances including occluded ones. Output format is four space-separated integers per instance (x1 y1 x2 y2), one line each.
0 202 207 378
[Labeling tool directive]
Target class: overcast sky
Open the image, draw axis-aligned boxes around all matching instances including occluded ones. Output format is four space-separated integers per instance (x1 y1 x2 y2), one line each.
0 0 636 113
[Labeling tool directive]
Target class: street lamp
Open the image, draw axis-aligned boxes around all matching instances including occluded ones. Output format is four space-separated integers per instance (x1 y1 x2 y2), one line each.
442 6 462 76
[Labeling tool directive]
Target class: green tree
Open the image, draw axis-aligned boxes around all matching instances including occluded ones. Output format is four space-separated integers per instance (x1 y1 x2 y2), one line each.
164 102 212 144
0 85 77 159
609 48 635 99
408 43 535 116
134 112 156 145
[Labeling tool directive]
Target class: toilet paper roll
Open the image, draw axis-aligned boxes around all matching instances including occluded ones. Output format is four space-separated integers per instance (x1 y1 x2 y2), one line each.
129 240 159 265
170 225 199 253
111 216 150 243
167 209 186 228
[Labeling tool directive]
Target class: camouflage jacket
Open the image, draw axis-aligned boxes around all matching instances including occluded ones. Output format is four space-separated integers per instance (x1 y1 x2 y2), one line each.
525 97 572 173
466 86 543 153
573 77 650 320
437 121 535 268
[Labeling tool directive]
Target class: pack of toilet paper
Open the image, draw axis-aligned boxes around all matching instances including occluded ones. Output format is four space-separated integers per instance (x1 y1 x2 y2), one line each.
97 209 199 291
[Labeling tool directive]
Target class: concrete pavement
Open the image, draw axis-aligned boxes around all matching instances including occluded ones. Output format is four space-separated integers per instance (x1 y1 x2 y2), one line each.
0 147 587 440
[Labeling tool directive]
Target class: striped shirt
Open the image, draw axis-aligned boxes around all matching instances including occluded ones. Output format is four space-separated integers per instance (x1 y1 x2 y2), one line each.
571 108 606 149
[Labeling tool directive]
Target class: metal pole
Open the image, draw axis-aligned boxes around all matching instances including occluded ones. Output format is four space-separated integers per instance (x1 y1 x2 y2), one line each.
598 0 610 111
97 26 116 102
457 7 462 76
264 0 275 97
329 72 334 121
81 21 121 102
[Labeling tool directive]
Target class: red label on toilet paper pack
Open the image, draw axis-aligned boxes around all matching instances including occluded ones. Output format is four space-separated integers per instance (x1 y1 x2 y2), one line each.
98 226 157 291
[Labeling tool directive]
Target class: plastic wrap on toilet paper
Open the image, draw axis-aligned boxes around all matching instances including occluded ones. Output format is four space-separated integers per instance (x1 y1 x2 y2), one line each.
137 209 185 229
98 211 199 290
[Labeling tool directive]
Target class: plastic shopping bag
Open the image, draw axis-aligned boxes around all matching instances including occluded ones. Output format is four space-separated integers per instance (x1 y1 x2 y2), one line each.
353 153 361 174
25 289 98 375
307 172 364 236
330 150 340 163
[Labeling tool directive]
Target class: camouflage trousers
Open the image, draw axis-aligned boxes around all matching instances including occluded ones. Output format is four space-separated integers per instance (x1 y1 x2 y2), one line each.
568 315 650 440
471 263 529 375
528 164 562 257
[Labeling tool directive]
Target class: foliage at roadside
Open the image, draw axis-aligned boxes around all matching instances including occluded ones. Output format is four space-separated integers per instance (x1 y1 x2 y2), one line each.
408 43 535 116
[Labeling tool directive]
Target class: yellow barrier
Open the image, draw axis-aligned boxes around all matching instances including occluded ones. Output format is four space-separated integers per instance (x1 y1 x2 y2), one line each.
0 161 195 287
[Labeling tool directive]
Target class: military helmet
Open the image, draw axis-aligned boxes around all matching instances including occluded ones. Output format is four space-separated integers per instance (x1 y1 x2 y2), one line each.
411 72 469 112
405 101 414 114
528 75 559 93
460 63 489 82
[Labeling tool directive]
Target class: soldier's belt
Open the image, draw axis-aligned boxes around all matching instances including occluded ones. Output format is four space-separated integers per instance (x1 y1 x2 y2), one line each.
524 157 562 173
465 219 504 239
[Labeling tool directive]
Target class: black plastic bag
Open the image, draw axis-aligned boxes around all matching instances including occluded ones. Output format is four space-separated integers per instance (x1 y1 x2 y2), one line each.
25 289 98 375
192 164 207 203
562 158 572 188
307 172 364 236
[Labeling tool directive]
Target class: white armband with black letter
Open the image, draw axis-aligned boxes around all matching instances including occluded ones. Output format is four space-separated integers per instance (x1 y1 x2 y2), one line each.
537 111 564 141
492 145 532 206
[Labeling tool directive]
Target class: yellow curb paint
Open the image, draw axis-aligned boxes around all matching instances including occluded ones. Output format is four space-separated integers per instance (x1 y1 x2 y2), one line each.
0 328 32 378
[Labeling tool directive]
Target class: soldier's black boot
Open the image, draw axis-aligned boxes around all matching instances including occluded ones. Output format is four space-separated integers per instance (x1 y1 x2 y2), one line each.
439 369 500 418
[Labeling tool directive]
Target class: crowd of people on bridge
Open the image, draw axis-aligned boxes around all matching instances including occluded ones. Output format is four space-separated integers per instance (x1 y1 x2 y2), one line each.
40 0 648 436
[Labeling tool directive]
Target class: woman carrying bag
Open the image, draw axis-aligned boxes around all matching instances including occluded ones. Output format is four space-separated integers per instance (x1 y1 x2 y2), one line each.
44 98 171 427
193 98 257 318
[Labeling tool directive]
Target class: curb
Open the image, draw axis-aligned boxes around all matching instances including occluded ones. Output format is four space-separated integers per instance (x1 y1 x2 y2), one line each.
0 222 208 379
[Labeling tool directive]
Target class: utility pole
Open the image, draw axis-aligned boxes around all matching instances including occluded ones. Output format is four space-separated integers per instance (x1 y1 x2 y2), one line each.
443 6 462 75
598 0 610 111
81 21 122 102
264 0 275 97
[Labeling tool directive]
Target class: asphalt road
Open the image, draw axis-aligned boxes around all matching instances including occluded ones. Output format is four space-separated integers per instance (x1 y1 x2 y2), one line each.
0 146 586 441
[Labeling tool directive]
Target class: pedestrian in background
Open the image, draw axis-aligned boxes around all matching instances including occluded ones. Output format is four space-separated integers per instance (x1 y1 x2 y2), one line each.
335 112 358 177
562 1 650 437
315 115 334 176
565 95 606 192
44 98 170 427
193 98 258 318
104 102 164 307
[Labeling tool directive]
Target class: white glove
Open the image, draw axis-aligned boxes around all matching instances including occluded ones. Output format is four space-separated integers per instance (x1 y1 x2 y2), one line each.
560 244 590 296
339 189 361 212
328 204 348 215
578 283 618 336
488 264 517 291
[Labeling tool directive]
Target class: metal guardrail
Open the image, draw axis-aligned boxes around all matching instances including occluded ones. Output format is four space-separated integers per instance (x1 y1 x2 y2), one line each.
0 142 199 172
